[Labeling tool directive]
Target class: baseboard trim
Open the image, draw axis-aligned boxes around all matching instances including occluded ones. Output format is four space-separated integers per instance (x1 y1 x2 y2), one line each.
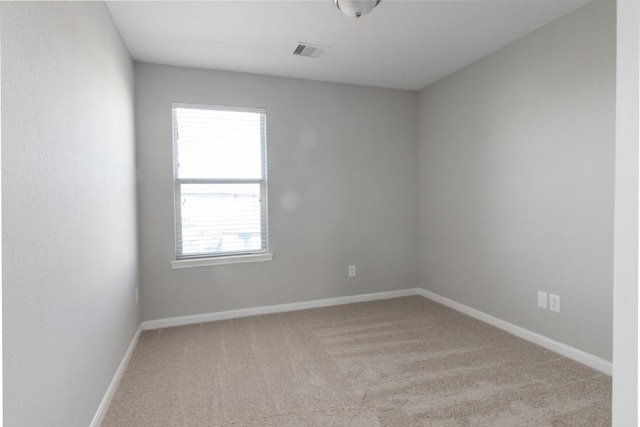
416 288 612 375
90 325 142 427
142 288 420 330
91 287 611 425
139 286 611 375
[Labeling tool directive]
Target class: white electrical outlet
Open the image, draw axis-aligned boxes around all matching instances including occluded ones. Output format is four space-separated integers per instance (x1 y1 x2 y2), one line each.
537 291 548 310
348 265 356 277
549 294 560 313
135 287 139 305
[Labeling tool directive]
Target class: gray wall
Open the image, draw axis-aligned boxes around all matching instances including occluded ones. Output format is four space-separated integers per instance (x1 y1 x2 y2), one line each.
417 0 615 361
1 3 139 426
135 63 419 321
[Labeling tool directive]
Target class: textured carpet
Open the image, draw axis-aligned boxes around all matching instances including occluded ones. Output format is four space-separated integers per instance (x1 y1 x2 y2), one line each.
102 296 611 426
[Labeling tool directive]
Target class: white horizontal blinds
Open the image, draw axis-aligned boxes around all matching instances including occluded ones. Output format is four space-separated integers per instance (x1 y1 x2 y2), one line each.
173 104 268 259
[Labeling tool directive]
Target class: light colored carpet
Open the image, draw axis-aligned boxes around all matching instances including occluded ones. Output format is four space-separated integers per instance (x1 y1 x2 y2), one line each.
102 296 611 426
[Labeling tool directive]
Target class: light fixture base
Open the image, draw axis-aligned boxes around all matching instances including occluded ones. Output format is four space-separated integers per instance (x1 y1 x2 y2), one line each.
334 0 381 19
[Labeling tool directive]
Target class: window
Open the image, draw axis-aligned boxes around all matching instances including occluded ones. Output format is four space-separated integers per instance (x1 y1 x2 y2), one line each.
172 103 269 265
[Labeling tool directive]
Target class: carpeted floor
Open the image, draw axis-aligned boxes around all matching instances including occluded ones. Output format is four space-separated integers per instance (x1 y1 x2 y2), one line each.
102 296 611 426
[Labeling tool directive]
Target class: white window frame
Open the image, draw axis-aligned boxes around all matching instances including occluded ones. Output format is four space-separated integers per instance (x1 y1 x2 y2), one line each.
170 103 272 268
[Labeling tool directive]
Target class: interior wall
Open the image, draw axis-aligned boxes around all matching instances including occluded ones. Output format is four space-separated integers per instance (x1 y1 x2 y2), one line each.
1 3 139 426
613 0 639 422
417 0 615 361
135 63 419 321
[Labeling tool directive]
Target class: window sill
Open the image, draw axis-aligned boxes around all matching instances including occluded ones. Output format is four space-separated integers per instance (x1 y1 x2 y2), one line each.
171 253 273 269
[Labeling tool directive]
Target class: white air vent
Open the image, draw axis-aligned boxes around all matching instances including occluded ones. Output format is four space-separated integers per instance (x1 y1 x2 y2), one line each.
293 43 330 58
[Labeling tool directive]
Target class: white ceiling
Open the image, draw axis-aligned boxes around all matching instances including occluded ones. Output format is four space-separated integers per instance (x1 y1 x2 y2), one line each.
106 0 593 91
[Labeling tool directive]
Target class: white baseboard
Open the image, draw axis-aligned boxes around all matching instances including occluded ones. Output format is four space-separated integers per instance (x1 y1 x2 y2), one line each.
141 288 420 330
140 286 611 375
91 287 611 426
415 288 612 375
90 325 142 427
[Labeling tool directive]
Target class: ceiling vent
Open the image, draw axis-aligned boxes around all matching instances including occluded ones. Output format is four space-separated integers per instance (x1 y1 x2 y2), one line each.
293 43 330 58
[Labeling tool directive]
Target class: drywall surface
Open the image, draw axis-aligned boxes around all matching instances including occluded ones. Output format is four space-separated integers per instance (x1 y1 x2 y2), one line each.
135 63 418 321
418 0 615 361
1 3 139 426
613 0 639 423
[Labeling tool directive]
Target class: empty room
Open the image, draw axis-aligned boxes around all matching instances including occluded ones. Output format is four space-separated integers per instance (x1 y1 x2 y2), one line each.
2 0 639 426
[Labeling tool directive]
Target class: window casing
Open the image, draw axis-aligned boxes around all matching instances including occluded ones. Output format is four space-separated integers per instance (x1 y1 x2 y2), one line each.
172 103 268 261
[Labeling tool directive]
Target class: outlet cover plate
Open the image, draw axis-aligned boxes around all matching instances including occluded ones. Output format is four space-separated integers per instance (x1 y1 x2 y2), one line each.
549 294 560 313
537 291 548 310
348 265 356 277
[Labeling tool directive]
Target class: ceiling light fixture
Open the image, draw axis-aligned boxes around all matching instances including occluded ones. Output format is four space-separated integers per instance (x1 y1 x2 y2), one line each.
334 0 381 19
